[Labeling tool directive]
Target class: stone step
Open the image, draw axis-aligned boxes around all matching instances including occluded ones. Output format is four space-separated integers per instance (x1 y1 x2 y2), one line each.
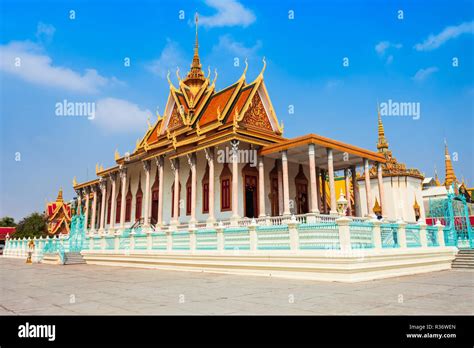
451 265 474 269
64 252 86 265
453 259 474 265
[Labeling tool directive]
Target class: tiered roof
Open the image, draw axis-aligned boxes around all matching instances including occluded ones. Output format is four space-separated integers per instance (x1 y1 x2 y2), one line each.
46 188 72 235
94 16 284 176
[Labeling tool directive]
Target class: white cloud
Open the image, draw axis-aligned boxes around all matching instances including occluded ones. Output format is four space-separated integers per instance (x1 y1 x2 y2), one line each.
375 41 402 56
94 98 151 133
414 21 474 51
199 0 256 28
147 40 187 78
212 35 262 58
0 41 110 93
36 22 56 43
413 67 439 82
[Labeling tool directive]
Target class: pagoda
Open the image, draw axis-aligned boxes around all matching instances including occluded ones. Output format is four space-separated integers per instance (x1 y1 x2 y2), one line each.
46 188 72 235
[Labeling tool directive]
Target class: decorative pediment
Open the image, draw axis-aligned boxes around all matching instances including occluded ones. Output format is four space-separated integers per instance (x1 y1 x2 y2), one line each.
168 104 185 130
240 92 273 132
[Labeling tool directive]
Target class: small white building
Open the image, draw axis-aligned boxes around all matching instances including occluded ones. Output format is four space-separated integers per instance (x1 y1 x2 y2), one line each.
357 111 425 222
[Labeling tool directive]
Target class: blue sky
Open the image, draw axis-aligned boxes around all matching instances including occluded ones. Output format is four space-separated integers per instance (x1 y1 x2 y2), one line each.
1 0 473 220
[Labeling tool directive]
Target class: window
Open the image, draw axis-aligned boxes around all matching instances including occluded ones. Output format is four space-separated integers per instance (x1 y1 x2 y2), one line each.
220 163 232 211
202 164 209 213
115 186 122 224
221 179 231 210
106 189 112 224
186 170 192 215
135 176 143 222
125 182 132 222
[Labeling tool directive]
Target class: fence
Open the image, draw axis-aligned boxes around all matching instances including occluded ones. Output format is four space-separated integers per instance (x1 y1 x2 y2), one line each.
3 218 451 262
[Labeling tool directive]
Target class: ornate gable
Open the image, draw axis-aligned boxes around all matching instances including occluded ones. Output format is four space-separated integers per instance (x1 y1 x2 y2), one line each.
240 92 273 132
168 104 184 130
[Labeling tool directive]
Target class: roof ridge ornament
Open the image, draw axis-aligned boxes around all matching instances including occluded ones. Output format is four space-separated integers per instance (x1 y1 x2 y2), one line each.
211 68 218 88
167 70 178 90
258 56 266 79
240 58 248 81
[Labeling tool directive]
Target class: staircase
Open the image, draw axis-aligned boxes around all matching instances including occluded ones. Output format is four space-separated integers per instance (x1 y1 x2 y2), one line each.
63 252 86 265
452 249 474 269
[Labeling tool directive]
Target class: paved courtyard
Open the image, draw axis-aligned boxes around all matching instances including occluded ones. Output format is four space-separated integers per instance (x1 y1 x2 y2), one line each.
0 258 473 315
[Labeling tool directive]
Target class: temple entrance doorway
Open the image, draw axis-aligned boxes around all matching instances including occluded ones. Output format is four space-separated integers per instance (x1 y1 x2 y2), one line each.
242 163 258 218
269 161 279 216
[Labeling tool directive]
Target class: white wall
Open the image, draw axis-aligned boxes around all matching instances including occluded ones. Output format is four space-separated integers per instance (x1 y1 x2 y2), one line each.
358 175 425 222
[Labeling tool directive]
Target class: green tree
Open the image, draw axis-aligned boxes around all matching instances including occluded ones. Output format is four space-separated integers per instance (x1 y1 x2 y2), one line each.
14 213 47 239
0 216 16 227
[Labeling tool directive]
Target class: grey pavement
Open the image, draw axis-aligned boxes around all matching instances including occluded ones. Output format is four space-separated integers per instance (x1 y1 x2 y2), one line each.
0 258 473 315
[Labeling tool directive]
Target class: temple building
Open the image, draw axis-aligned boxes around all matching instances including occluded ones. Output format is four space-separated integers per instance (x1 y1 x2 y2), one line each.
45 188 72 235
5 16 459 282
357 108 425 222
73 18 392 234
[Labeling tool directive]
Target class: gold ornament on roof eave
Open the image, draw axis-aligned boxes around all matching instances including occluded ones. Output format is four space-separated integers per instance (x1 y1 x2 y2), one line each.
372 197 382 215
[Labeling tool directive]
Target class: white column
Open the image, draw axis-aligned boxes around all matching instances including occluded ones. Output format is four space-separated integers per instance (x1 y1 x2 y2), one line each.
156 157 164 226
327 148 337 214
281 150 291 216
189 153 197 225
351 165 361 217
206 149 216 224
315 167 321 212
377 162 385 216
277 160 283 215
308 144 319 214
435 220 446 247
172 158 180 226
372 219 382 249
119 167 127 230
90 185 97 233
258 156 266 217
99 178 107 234
143 160 151 227
109 173 117 233
336 216 351 253
344 168 351 216
231 147 240 222
84 187 90 231
364 158 372 216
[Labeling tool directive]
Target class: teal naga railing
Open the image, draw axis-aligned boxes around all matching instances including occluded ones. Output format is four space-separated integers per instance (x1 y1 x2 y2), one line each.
381 223 399 248
428 189 473 248
426 225 439 247
349 221 374 249
405 224 422 248
297 222 340 250
42 237 66 263
196 229 218 250
69 213 86 252
256 225 290 250
223 227 250 251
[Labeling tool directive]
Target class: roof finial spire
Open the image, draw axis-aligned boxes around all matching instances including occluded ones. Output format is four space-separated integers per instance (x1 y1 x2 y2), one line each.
194 12 199 56
376 102 389 153
444 139 457 188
